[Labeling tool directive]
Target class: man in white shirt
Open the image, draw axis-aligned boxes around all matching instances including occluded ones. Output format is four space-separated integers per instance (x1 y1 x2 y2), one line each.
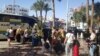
89 29 97 56
64 30 75 56
7 27 13 47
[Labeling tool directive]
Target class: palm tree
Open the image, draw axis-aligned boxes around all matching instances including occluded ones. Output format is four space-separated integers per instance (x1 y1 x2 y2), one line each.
52 0 55 28
43 3 52 22
31 3 38 17
86 0 89 28
91 0 94 29
51 0 61 28
37 0 45 22
32 0 45 29
45 0 61 28
36 0 45 29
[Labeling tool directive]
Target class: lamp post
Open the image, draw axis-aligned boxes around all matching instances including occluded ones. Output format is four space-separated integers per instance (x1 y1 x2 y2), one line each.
66 0 69 30
91 0 94 29
86 0 89 29
52 0 55 28
12 0 16 14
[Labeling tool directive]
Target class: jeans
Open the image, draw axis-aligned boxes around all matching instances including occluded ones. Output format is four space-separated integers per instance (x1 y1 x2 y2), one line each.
89 44 96 56
32 37 35 46
65 43 73 56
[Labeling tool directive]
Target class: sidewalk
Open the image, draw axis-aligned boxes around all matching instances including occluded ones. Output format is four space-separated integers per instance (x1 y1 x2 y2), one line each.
0 41 21 53
79 39 89 56
0 41 52 56
0 39 99 56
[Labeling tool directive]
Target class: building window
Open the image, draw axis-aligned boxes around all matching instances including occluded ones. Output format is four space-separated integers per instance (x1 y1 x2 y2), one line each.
9 8 12 10
0 24 10 26
6 8 9 10
6 24 10 26
1 24 3 26
13 8 15 11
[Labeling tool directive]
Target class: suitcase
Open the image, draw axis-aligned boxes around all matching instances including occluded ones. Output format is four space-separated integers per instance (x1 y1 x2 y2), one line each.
53 41 64 54
73 40 80 56
32 37 39 46
73 45 79 56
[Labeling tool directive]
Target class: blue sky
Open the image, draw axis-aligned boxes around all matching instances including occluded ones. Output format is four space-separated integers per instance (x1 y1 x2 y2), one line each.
0 0 100 20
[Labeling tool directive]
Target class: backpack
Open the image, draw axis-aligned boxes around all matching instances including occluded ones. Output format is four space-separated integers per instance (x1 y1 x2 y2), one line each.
44 42 50 49
5 32 9 37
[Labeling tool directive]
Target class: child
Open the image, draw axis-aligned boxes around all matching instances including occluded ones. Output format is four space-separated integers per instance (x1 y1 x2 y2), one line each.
73 39 80 56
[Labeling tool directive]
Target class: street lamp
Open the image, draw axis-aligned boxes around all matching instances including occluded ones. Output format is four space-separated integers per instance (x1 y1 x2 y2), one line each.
12 0 15 14
66 0 69 30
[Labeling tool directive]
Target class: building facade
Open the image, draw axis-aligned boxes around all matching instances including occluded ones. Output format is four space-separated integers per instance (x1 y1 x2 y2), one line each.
3 5 28 16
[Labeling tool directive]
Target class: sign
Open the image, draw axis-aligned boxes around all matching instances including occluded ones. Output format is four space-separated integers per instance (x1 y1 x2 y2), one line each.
10 19 21 22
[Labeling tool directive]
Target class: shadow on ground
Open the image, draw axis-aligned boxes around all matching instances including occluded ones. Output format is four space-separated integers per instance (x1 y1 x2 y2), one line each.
0 44 53 56
79 54 89 56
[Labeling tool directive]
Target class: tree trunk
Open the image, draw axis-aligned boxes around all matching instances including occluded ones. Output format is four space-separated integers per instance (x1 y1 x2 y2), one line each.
36 10 38 18
40 10 43 29
45 11 47 22
86 0 89 28
91 0 94 29
52 0 55 28
98 16 100 27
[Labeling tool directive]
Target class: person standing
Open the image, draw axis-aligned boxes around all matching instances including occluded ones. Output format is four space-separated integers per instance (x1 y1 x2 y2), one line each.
23 28 29 43
15 26 22 42
59 28 65 43
7 27 13 47
31 28 37 46
89 29 97 56
73 39 80 56
52 28 60 46
64 30 75 56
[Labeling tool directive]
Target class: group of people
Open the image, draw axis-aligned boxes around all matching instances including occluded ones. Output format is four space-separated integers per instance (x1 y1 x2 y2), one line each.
51 27 99 56
85 28 100 56
5 26 99 56
66 27 100 56
6 26 30 47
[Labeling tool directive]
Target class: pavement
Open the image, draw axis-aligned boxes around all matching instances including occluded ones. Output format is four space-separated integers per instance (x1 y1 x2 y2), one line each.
0 41 54 56
0 39 99 56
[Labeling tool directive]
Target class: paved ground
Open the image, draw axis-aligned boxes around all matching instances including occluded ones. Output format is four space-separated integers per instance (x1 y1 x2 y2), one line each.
0 39 99 56
0 41 56 56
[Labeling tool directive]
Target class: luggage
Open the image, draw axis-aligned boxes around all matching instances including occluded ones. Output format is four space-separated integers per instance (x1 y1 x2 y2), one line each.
44 42 50 49
53 41 64 54
32 37 40 46
73 45 79 56
20 36 25 44
73 39 80 56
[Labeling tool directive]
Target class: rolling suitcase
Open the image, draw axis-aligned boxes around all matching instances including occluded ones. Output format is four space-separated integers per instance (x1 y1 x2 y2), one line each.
73 44 79 56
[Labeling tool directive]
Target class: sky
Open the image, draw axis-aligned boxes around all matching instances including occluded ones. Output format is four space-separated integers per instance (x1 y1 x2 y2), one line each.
0 0 100 20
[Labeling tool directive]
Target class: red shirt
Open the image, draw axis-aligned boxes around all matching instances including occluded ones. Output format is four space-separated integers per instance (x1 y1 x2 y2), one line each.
73 45 79 56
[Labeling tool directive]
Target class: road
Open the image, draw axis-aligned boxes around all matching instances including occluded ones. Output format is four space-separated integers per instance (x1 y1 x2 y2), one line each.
0 39 99 56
